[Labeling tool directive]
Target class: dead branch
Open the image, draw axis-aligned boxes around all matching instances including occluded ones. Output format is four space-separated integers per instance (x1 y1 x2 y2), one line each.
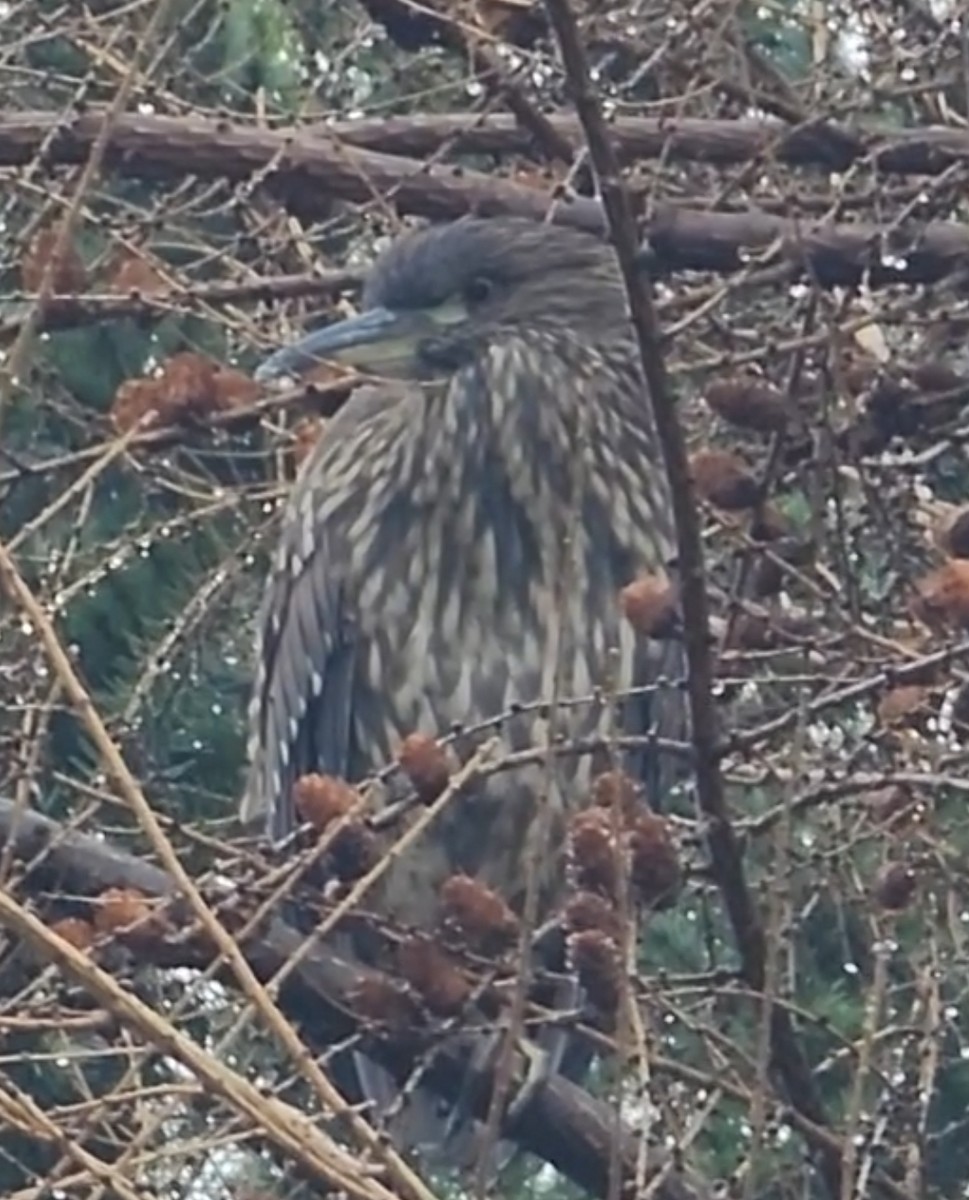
1 111 969 287
0 109 606 231
0 269 362 344
311 111 969 178
0 797 712 1200
644 205 969 288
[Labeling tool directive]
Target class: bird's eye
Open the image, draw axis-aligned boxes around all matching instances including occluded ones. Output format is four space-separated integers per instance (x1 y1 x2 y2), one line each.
464 276 495 305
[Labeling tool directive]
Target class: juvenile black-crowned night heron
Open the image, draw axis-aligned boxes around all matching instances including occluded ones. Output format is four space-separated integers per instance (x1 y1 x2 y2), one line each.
242 216 684 1164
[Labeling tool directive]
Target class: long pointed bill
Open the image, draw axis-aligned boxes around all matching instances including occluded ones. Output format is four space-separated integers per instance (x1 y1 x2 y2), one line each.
255 306 437 383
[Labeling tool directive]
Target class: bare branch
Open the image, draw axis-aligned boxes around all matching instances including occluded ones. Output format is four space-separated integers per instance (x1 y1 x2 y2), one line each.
2 111 968 288
0 796 711 1200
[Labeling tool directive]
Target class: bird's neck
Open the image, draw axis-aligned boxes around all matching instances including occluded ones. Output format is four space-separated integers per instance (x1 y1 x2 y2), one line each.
389 331 662 570
420 331 646 479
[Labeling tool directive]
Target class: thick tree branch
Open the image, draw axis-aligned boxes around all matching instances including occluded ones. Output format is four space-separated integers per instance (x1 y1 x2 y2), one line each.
2 111 968 289
0 798 710 1200
313 110 969 177
0 109 605 229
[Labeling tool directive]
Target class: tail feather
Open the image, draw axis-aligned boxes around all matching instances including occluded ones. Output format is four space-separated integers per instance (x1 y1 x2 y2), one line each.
349 1007 594 1177
351 1042 520 1174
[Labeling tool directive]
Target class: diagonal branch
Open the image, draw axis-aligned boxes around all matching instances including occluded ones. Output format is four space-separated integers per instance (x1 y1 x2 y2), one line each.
0 797 710 1200
0 531 435 1200
2 111 968 288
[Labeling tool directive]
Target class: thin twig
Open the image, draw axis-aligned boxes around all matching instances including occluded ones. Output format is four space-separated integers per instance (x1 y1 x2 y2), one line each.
0 534 439 1200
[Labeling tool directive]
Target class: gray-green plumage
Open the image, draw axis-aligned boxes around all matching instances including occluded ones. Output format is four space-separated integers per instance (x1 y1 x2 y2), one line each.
242 216 683 1163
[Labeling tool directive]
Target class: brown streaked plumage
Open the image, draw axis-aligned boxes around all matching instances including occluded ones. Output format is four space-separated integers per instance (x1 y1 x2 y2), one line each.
242 216 685 1166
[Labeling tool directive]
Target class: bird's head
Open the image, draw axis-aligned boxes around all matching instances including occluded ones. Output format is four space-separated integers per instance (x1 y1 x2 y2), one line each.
255 218 625 384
